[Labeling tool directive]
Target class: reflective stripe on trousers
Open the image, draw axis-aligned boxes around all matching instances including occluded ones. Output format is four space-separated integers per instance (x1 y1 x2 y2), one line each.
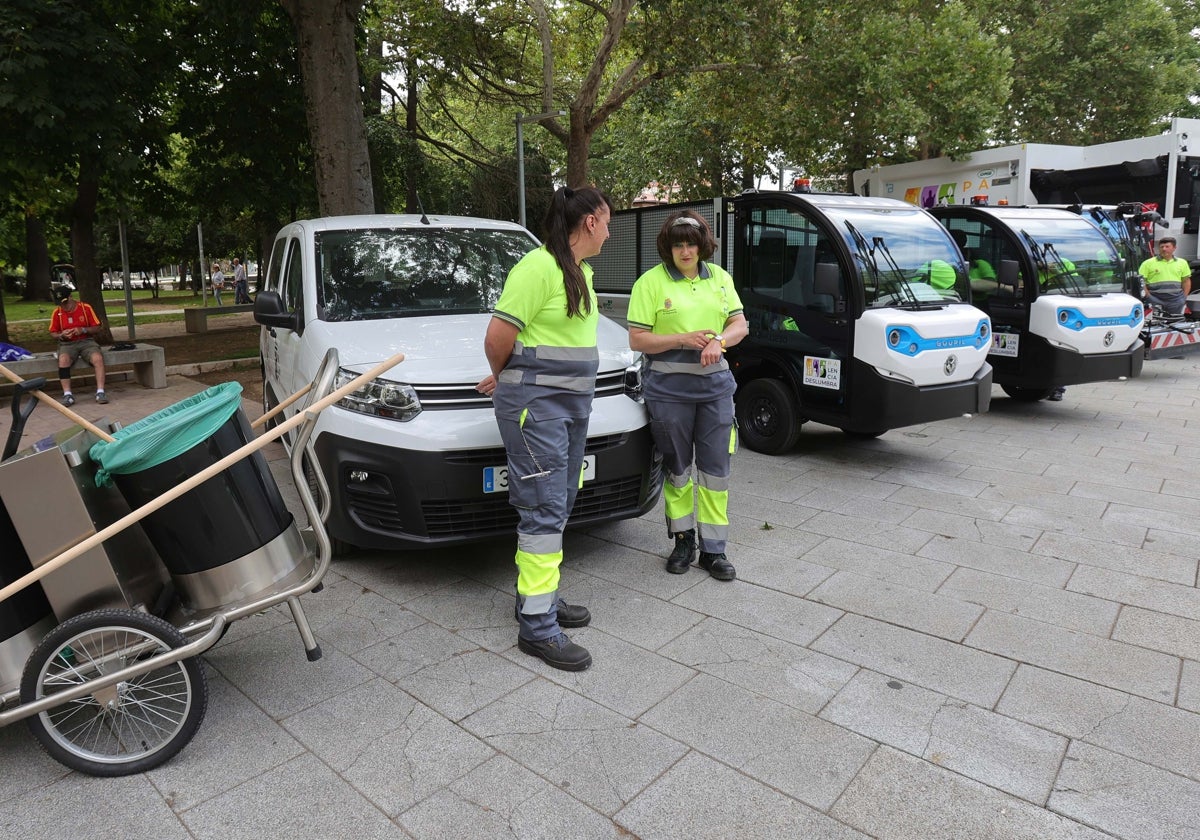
497 411 589 640
647 396 734 553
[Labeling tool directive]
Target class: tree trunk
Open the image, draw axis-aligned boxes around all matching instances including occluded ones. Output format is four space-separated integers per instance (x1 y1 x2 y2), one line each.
279 0 374 217
69 162 112 344
23 211 52 302
564 116 592 188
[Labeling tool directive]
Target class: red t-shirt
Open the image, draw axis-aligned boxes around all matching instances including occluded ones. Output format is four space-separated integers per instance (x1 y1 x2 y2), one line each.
49 302 100 341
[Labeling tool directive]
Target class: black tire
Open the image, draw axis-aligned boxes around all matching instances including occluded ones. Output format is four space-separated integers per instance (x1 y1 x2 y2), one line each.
20 608 208 777
1000 384 1054 402
330 537 357 558
735 378 802 454
842 428 886 440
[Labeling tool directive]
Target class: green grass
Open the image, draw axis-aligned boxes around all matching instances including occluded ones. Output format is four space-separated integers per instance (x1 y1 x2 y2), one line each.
3 288 204 322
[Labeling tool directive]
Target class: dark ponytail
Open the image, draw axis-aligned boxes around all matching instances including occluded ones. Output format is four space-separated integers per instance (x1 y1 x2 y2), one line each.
541 186 612 318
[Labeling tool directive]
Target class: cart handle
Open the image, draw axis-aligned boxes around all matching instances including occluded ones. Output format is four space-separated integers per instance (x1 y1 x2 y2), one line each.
0 363 117 443
0 352 405 607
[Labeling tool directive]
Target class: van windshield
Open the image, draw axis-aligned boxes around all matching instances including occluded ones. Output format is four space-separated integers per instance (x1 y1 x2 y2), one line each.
314 227 536 321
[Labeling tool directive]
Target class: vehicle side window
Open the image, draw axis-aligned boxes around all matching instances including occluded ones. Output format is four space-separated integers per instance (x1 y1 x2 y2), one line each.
281 238 305 316
266 237 287 294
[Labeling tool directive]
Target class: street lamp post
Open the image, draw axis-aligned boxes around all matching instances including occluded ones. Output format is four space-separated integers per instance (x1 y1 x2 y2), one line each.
516 110 566 229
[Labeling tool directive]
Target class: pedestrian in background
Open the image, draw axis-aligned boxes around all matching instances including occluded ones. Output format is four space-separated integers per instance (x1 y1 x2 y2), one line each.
210 262 225 306
49 285 108 405
232 257 250 304
476 186 613 672
627 210 748 580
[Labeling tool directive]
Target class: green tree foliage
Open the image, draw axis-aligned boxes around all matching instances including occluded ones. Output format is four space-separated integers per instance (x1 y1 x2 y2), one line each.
987 0 1200 144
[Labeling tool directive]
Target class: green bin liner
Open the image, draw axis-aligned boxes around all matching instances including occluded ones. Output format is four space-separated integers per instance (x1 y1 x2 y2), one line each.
89 382 243 486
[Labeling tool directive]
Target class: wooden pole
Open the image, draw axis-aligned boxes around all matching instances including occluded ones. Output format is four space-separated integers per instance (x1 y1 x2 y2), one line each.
0 352 404 606
249 381 312 430
0 363 117 443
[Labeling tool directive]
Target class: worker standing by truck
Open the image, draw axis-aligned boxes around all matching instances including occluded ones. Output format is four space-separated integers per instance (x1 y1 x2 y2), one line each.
627 210 748 580
1139 237 1192 315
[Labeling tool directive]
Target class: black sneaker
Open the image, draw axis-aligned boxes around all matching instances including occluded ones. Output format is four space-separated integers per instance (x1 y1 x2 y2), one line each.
556 601 591 628
699 551 736 581
666 529 696 574
95 391 109 404
62 394 75 407
1048 387 1065 402
518 633 592 671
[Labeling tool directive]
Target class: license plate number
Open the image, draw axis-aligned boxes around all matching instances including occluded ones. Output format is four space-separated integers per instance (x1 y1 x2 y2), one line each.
483 455 595 493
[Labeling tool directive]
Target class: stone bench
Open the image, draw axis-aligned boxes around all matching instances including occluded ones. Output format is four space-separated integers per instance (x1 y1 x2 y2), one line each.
2 343 167 389
184 303 256 334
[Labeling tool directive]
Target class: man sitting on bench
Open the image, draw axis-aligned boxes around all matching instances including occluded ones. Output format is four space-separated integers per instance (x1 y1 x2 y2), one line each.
49 285 108 405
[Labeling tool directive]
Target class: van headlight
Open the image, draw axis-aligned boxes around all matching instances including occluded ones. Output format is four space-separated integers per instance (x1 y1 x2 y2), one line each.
334 367 421 421
624 354 646 403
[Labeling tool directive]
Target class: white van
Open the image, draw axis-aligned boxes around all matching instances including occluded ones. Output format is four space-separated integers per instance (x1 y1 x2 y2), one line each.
254 214 662 551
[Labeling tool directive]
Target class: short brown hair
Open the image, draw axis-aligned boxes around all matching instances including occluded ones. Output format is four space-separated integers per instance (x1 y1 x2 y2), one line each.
656 210 719 265
1159 236 1177 246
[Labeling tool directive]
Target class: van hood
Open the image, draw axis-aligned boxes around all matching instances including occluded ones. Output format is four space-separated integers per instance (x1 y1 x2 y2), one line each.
306 313 638 383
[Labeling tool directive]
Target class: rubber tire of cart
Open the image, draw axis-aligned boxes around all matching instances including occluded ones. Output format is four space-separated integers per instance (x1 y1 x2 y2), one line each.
735 378 802 455
20 608 208 777
1000 384 1055 402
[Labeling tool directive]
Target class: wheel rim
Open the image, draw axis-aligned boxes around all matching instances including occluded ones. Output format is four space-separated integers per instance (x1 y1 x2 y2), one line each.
748 396 779 438
33 624 193 766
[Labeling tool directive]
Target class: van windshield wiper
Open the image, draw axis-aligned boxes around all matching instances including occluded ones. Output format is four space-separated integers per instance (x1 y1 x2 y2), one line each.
1021 229 1083 295
845 221 919 306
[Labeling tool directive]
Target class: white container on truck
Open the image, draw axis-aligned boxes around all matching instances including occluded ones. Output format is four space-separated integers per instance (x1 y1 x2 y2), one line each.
588 191 994 454
253 214 662 551
929 206 1144 398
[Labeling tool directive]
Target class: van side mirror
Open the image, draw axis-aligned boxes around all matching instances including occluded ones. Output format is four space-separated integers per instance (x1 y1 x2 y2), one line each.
813 261 842 298
998 260 1020 290
254 290 302 333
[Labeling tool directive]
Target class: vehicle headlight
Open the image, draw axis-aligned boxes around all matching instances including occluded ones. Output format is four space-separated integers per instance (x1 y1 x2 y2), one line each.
624 354 646 403
334 367 421 421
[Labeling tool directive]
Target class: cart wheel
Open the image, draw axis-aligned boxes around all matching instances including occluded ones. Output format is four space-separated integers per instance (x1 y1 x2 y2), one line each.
19 608 208 777
735 378 802 454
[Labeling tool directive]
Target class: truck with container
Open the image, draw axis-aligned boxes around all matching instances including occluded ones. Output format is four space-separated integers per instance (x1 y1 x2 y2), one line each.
928 205 1145 399
588 191 994 454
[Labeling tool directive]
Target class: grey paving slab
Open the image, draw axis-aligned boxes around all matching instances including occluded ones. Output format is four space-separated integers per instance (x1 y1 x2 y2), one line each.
401 646 538 722
558 571 705 650
498 627 696 719
810 614 1017 707
0 722 68 807
724 512 826 556
726 493 823 529
1105 499 1200 536
147 668 306 812
998 665 1200 784
1067 564 1200 621
641 673 875 811
954 464 1078 494
831 746 1113 840
461 678 686 816
398 754 624 840
807 569 984 640
888 484 1016 521
965 611 1179 703
979 485 1111 521
566 531 706 600
791 467 901 500
919 533 1076 586
1 772 191 838
296 576 427 654
900 507 1041 551
1181 659 1200 714
400 578 522 632
203 620 376 719
821 669 1067 804
1142 526 1200 564
872 466 989 497
1050 741 1200 840
657 617 858 713
1006 506 1148 548
795 510 939 555
1042 460 1164 492
799 536 955 591
1112 605 1200 661
354 621 484 681
938 566 1119 637
180 753 406 839
281 677 493 817
669 575 843 648
725 542 834 596
333 551 469 605
615 751 870 840
1036 530 1195 583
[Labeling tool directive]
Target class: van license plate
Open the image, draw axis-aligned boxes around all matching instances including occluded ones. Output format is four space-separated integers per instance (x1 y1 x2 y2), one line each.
483 455 595 493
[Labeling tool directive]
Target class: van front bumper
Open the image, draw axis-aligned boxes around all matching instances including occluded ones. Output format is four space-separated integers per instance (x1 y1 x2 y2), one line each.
313 428 663 549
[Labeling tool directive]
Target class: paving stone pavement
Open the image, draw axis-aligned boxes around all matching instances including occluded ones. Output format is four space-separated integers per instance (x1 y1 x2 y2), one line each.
2 354 1199 839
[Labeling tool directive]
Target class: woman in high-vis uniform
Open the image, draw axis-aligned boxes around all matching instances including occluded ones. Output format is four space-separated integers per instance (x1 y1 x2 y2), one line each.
627 210 749 580
477 186 612 671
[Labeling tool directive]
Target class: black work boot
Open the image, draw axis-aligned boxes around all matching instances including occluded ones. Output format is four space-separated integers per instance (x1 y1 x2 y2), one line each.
518 633 592 671
699 551 736 581
666 529 696 574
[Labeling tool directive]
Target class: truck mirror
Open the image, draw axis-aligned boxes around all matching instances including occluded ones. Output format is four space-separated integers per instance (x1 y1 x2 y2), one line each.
998 259 1020 289
254 290 301 333
813 262 842 298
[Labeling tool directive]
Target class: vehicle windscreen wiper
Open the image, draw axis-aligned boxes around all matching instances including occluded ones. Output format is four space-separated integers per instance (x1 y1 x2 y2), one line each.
845 221 918 306
1019 229 1081 294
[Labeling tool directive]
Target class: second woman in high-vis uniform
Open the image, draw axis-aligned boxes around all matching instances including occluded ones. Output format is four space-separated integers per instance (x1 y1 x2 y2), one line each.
477 186 612 672
627 210 749 580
